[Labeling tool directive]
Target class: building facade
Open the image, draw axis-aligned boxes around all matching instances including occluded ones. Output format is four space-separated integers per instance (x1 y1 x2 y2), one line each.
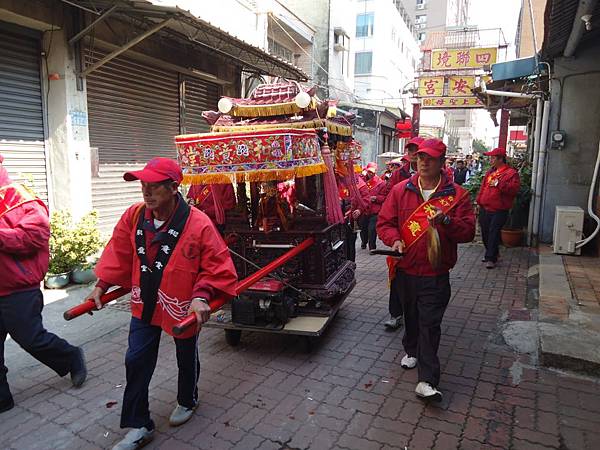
0 0 305 235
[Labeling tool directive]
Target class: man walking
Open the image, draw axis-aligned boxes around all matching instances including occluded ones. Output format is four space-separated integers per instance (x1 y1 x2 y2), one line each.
476 148 520 269
453 159 470 185
359 163 384 250
377 139 475 401
0 155 87 414
90 157 238 449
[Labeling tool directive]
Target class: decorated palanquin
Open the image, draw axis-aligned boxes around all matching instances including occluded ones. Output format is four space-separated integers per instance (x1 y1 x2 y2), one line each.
175 81 362 335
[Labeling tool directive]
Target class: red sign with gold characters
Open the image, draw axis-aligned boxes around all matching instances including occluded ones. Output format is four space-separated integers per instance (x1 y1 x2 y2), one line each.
431 47 497 70
421 96 483 109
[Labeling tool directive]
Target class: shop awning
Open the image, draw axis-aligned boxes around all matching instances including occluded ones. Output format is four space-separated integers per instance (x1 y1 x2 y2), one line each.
60 0 308 81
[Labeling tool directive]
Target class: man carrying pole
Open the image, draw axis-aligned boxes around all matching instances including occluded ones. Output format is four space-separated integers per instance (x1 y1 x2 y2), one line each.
89 157 238 449
377 139 475 401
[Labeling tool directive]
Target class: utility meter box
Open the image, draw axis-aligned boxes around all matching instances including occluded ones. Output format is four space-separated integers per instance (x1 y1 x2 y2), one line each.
553 206 584 255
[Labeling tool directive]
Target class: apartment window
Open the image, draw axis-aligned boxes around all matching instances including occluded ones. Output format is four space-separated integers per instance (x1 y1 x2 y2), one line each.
416 0 427 9
418 32 426 42
355 51 372 74
356 13 374 38
268 37 293 63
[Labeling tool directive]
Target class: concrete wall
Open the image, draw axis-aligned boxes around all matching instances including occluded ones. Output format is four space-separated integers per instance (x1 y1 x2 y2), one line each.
541 41 600 242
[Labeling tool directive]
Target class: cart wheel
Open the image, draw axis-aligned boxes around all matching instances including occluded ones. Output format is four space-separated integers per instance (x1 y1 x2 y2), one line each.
225 329 242 346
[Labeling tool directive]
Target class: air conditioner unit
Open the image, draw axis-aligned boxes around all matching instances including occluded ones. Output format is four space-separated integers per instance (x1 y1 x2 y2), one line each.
553 206 584 255
416 3 425 9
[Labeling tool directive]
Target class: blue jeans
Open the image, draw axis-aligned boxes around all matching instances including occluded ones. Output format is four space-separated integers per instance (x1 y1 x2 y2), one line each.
0 289 78 408
120 317 200 429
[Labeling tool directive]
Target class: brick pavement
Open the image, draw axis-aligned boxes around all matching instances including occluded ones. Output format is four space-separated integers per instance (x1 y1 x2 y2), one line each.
2 243 600 449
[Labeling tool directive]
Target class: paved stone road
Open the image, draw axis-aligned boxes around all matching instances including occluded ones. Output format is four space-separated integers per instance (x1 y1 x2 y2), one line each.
2 243 600 449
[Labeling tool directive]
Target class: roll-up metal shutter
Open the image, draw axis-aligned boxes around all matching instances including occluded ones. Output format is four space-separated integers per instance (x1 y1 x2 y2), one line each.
0 24 48 202
181 76 220 134
86 50 181 235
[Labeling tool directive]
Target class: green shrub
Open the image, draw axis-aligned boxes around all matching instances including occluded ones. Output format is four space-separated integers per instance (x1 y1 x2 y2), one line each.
49 210 102 274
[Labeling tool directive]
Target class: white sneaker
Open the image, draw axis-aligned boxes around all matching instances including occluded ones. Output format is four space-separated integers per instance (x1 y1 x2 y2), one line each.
400 354 417 369
415 382 443 402
112 427 154 450
169 403 197 427
384 316 403 330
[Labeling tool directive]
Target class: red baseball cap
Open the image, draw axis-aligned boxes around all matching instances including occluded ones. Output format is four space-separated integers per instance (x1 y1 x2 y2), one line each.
124 157 183 183
365 162 378 173
406 136 425 147
417 138 447 158
483 147 507 157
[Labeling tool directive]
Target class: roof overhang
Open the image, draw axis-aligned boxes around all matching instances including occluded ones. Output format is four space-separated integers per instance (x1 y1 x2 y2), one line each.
492 56 540 81
61 0 308 81
541 0 600 61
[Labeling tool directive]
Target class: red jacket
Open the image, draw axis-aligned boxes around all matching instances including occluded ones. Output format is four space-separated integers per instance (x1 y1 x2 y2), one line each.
368 179 389 215
0 179 50 296
376 173 475 276
187 183 236 223
476 165 520 212
95 199 238 338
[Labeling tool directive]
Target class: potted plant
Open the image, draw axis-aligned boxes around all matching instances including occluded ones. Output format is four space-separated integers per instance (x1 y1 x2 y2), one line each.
46 210 103 288
500 159 532 247
70 211 103 284
46 210 77 289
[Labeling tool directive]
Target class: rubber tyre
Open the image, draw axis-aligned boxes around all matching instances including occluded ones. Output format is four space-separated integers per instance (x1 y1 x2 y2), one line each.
225 329 242 347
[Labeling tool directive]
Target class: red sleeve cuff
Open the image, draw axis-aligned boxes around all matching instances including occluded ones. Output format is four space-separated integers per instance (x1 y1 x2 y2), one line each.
96 280 113 292
192 286 215 302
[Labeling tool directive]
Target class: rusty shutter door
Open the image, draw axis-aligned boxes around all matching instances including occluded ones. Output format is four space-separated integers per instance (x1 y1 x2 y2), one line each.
0 24 48 202
86 50 180 235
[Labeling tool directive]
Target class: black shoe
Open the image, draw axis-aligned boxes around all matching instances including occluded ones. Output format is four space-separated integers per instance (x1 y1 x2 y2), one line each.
70 347 87 388
360 244 367 249
0 397 14 414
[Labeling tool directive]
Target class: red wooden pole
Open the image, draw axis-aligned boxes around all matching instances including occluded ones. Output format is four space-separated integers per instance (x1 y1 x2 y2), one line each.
499 108 510 150
411 103 421 137
63 287 129 321
172 237 316 335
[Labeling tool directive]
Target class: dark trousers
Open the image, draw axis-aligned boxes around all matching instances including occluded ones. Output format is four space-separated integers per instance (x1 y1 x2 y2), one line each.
121 317 200 429
399 272 451 387
389 272 404 318
359 214 378 250
479 208 509 262
344 223 357 262
0 289 78 405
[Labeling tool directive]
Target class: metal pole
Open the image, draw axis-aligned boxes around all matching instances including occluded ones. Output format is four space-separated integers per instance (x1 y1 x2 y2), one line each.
81 18 172 76
532 100 551 244
527 97 543 245
68 4 118 46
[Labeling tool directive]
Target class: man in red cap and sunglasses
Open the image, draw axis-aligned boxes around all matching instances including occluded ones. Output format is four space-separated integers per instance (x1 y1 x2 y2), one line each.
377 139 475 401
476 148 520 269
0 155 87 414
89 157 237 449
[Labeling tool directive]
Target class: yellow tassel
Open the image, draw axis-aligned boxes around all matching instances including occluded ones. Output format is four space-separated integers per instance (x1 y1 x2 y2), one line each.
427 226 442 270
182 163 327 186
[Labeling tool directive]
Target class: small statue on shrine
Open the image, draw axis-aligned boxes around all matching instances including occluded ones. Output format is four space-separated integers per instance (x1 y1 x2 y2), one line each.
255 181 290 232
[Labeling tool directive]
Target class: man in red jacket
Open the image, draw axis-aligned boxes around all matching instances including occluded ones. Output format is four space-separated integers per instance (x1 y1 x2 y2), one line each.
476 148 520 269
359 163 385 250
377 139 475 401
388 137 424 188
89 157 237 450
0 155 87 414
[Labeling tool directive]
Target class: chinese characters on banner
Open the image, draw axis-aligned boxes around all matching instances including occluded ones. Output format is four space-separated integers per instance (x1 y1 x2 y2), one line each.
448 76 475 96
418 76 444 97
431 47 498 70
421 97 484 108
